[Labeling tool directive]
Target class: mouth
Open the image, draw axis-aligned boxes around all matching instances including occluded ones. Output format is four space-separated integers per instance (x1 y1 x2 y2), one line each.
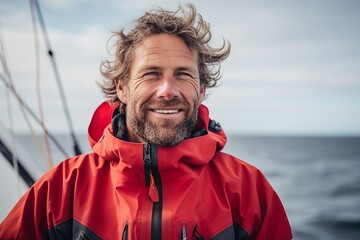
152 109 181 114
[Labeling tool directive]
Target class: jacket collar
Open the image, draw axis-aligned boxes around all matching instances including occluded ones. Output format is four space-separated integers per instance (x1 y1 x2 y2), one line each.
88 101 227 170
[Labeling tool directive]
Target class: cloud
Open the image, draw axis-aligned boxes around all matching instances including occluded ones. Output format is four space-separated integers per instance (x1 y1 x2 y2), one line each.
0 10 106 133
1 0 360 136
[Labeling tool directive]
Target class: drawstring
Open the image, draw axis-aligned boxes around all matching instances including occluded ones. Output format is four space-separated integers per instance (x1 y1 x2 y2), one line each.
181 226 205 240
181 226 187 240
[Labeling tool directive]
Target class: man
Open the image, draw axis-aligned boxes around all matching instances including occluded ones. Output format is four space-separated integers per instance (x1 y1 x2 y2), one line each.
0 4 292 239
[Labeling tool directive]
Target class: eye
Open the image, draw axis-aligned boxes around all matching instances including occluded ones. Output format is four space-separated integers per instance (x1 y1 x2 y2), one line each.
142 71 160 79
145 71 159 76
176 71 193 79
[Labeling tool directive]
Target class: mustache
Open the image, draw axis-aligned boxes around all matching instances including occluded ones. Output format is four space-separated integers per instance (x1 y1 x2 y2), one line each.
145 98 188 108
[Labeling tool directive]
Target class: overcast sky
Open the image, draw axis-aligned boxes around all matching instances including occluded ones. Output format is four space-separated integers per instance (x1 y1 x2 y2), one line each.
1 0 359 136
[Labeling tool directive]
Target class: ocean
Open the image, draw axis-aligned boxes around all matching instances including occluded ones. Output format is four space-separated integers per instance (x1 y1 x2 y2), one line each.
2 134 360 239
224 136 360 240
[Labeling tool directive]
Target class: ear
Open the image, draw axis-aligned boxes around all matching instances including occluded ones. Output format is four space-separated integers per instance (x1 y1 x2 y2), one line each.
199 84 205 104
115 79 128 104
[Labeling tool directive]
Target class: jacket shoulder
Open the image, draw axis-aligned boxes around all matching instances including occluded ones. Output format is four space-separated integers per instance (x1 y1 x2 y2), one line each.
208 152 292 239
33 152 107 181
0 153 110 239
209 152 263 181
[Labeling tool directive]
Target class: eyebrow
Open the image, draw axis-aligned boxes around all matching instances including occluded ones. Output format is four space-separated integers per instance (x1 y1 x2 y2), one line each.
138 65 161 71
139 65 198 74
175 66 197 72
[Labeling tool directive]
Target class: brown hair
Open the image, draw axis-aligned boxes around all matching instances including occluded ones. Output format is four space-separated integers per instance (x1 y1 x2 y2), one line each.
99 3 231 102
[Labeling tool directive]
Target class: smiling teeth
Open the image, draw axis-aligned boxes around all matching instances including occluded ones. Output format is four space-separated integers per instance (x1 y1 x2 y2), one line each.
155 109 179 114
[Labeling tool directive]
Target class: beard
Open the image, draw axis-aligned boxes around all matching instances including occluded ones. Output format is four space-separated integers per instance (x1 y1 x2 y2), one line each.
127 98 199 146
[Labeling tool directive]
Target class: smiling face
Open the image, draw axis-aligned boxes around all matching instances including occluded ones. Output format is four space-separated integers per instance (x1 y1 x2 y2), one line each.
115 33 205 146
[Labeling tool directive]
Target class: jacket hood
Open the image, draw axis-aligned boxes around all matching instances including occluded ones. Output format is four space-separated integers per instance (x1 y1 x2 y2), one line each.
88 101 119 148
87 101 227 169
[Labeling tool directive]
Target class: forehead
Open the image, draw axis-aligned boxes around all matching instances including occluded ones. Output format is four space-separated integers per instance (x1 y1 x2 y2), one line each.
132 33 198 67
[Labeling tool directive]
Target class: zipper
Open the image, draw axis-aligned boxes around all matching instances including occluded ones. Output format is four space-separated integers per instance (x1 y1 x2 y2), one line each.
144 143 151 186
143 143 162 240
121 224 128 240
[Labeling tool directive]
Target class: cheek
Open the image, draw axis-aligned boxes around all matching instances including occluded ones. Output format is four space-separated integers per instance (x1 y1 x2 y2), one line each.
128 86 152 110
181 82 202 104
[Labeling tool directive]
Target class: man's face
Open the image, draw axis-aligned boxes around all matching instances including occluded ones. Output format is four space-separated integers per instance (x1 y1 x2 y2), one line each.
116 33 205 146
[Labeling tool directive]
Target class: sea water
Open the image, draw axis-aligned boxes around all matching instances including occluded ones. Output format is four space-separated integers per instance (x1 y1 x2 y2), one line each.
224 136 360 240
2 134 360 239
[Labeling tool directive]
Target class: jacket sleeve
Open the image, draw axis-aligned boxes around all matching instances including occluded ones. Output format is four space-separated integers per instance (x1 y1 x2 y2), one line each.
0 181 50 239
0 160 76 240
251 175 293 240
230 163 293 240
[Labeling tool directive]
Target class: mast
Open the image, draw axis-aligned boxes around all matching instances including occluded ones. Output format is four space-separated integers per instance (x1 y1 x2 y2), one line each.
31 0 82 155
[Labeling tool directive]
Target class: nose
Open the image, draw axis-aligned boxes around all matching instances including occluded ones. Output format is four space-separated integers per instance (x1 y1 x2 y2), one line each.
156 75 180 100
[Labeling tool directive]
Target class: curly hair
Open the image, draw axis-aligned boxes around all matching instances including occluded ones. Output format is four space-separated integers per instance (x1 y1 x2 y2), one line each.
99 3 231 102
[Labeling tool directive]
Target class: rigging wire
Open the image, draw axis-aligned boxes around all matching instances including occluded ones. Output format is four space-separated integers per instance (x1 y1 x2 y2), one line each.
29 0 53 169
0 72 71 159
2 60 21 196
4 84 25 195
0 19 50 165
0 20 20 192
32 0 82 155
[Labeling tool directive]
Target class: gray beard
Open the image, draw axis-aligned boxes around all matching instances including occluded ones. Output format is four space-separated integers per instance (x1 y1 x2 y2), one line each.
128 100 198 146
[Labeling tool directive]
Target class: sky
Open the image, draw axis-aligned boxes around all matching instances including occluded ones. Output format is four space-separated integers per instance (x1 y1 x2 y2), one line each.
0 0 360 136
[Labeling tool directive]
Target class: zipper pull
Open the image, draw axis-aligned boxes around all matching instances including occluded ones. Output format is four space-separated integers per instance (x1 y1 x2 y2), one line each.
144 143 159 202
149 173 159 202
143 143 151 186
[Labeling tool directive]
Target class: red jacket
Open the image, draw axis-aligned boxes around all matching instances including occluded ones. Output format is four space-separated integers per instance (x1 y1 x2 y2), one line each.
0 102 292 239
